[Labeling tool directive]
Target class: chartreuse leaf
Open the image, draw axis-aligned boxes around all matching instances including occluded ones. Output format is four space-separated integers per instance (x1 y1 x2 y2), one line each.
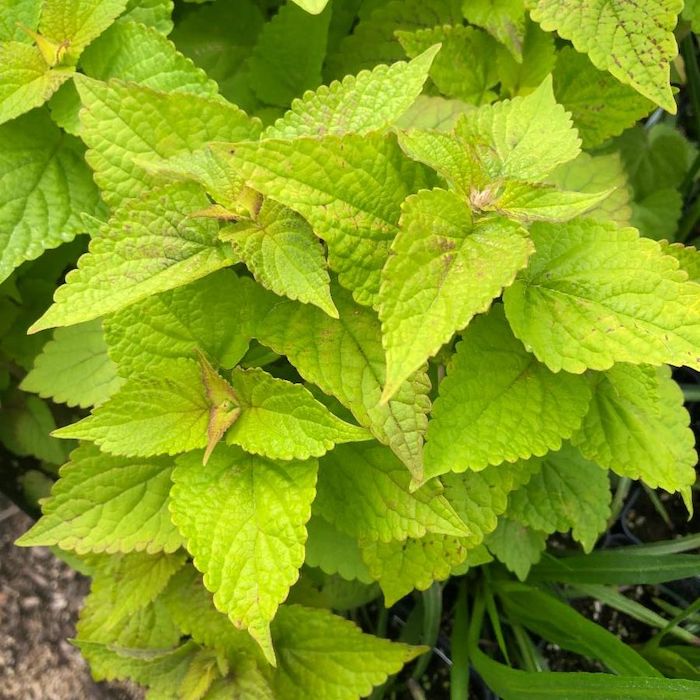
288 568 380 612
442 459 541 548
53 357 237 458
379 189 532 401
104 271 250 377
75 640 207 695
361 535 468 605
424 306 592 480
226 367 370 460
31 183 233 333
458 75 581 181
498 582 661 677
247 0 330 108
504 220 700 373
21 320 123 408
462 0 526 60
16 444 182 555
0 109 101 284
485 517 547 580
266 45 438 138
484 181 612 223
225 132 431 308
249 277 431 479
397 25 500 104
549 152 634 227
660 241 700 283
170 446 318 664
76 551 185 646
39 0 128 61
220 200 337 317
304 516 373 584
315 442 468 543
0 0 41 42
0 42 73 124
572 364 696 505
530 0 680 112
161 566 261 657
552 47 653 149
80 21 219 97
75 77 261 207
396 95 473 131
507 445 611 552
120 0 173 34
271 604 425 698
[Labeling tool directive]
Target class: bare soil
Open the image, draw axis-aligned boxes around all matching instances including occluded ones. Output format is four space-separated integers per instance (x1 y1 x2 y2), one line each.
0 495 142 700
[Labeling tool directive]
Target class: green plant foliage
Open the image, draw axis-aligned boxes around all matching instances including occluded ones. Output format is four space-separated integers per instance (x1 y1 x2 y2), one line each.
4 0 700 696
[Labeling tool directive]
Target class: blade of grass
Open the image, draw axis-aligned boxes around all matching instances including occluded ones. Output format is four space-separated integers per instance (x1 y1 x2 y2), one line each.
569 584 700 645
450 579 470 700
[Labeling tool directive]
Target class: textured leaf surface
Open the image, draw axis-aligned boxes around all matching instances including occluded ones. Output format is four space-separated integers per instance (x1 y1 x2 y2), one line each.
271 604 424 699
170 447 318 663
660 242 700 284
31 183 233 332
226 133 430 307
76 640 201 691
247 1 330 107
398 25 499 104
104 271 250 377
379 189 532 399
53 359 211 457
361 535 467 605
462 0 526 59
552 47 653 148
0 109 101 284
508 445 611 551
120 0 173 34
220 200 336 317
503 220 700 373
530 0 681 112
226 367 370 459
424 306 592 479
572 364 697 502
21 320 122 408
315 442 468 543
17 444 181 554
265 45 438 138
80 21 219 97
456 76 580 181
0 0 41 42
75 77 261 207
39 0 128 58
442 460 540 548
0 42 72 125
76 551 185 645
161 566 260 656
304 516 373 584
250 281 431 478
485 517 547 580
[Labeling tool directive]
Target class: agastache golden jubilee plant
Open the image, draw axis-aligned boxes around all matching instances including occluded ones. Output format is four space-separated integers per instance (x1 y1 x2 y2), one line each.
2 0 700 696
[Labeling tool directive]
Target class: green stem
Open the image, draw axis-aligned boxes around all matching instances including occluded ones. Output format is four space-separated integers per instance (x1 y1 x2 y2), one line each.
412 583 443 681
608 477 632 527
